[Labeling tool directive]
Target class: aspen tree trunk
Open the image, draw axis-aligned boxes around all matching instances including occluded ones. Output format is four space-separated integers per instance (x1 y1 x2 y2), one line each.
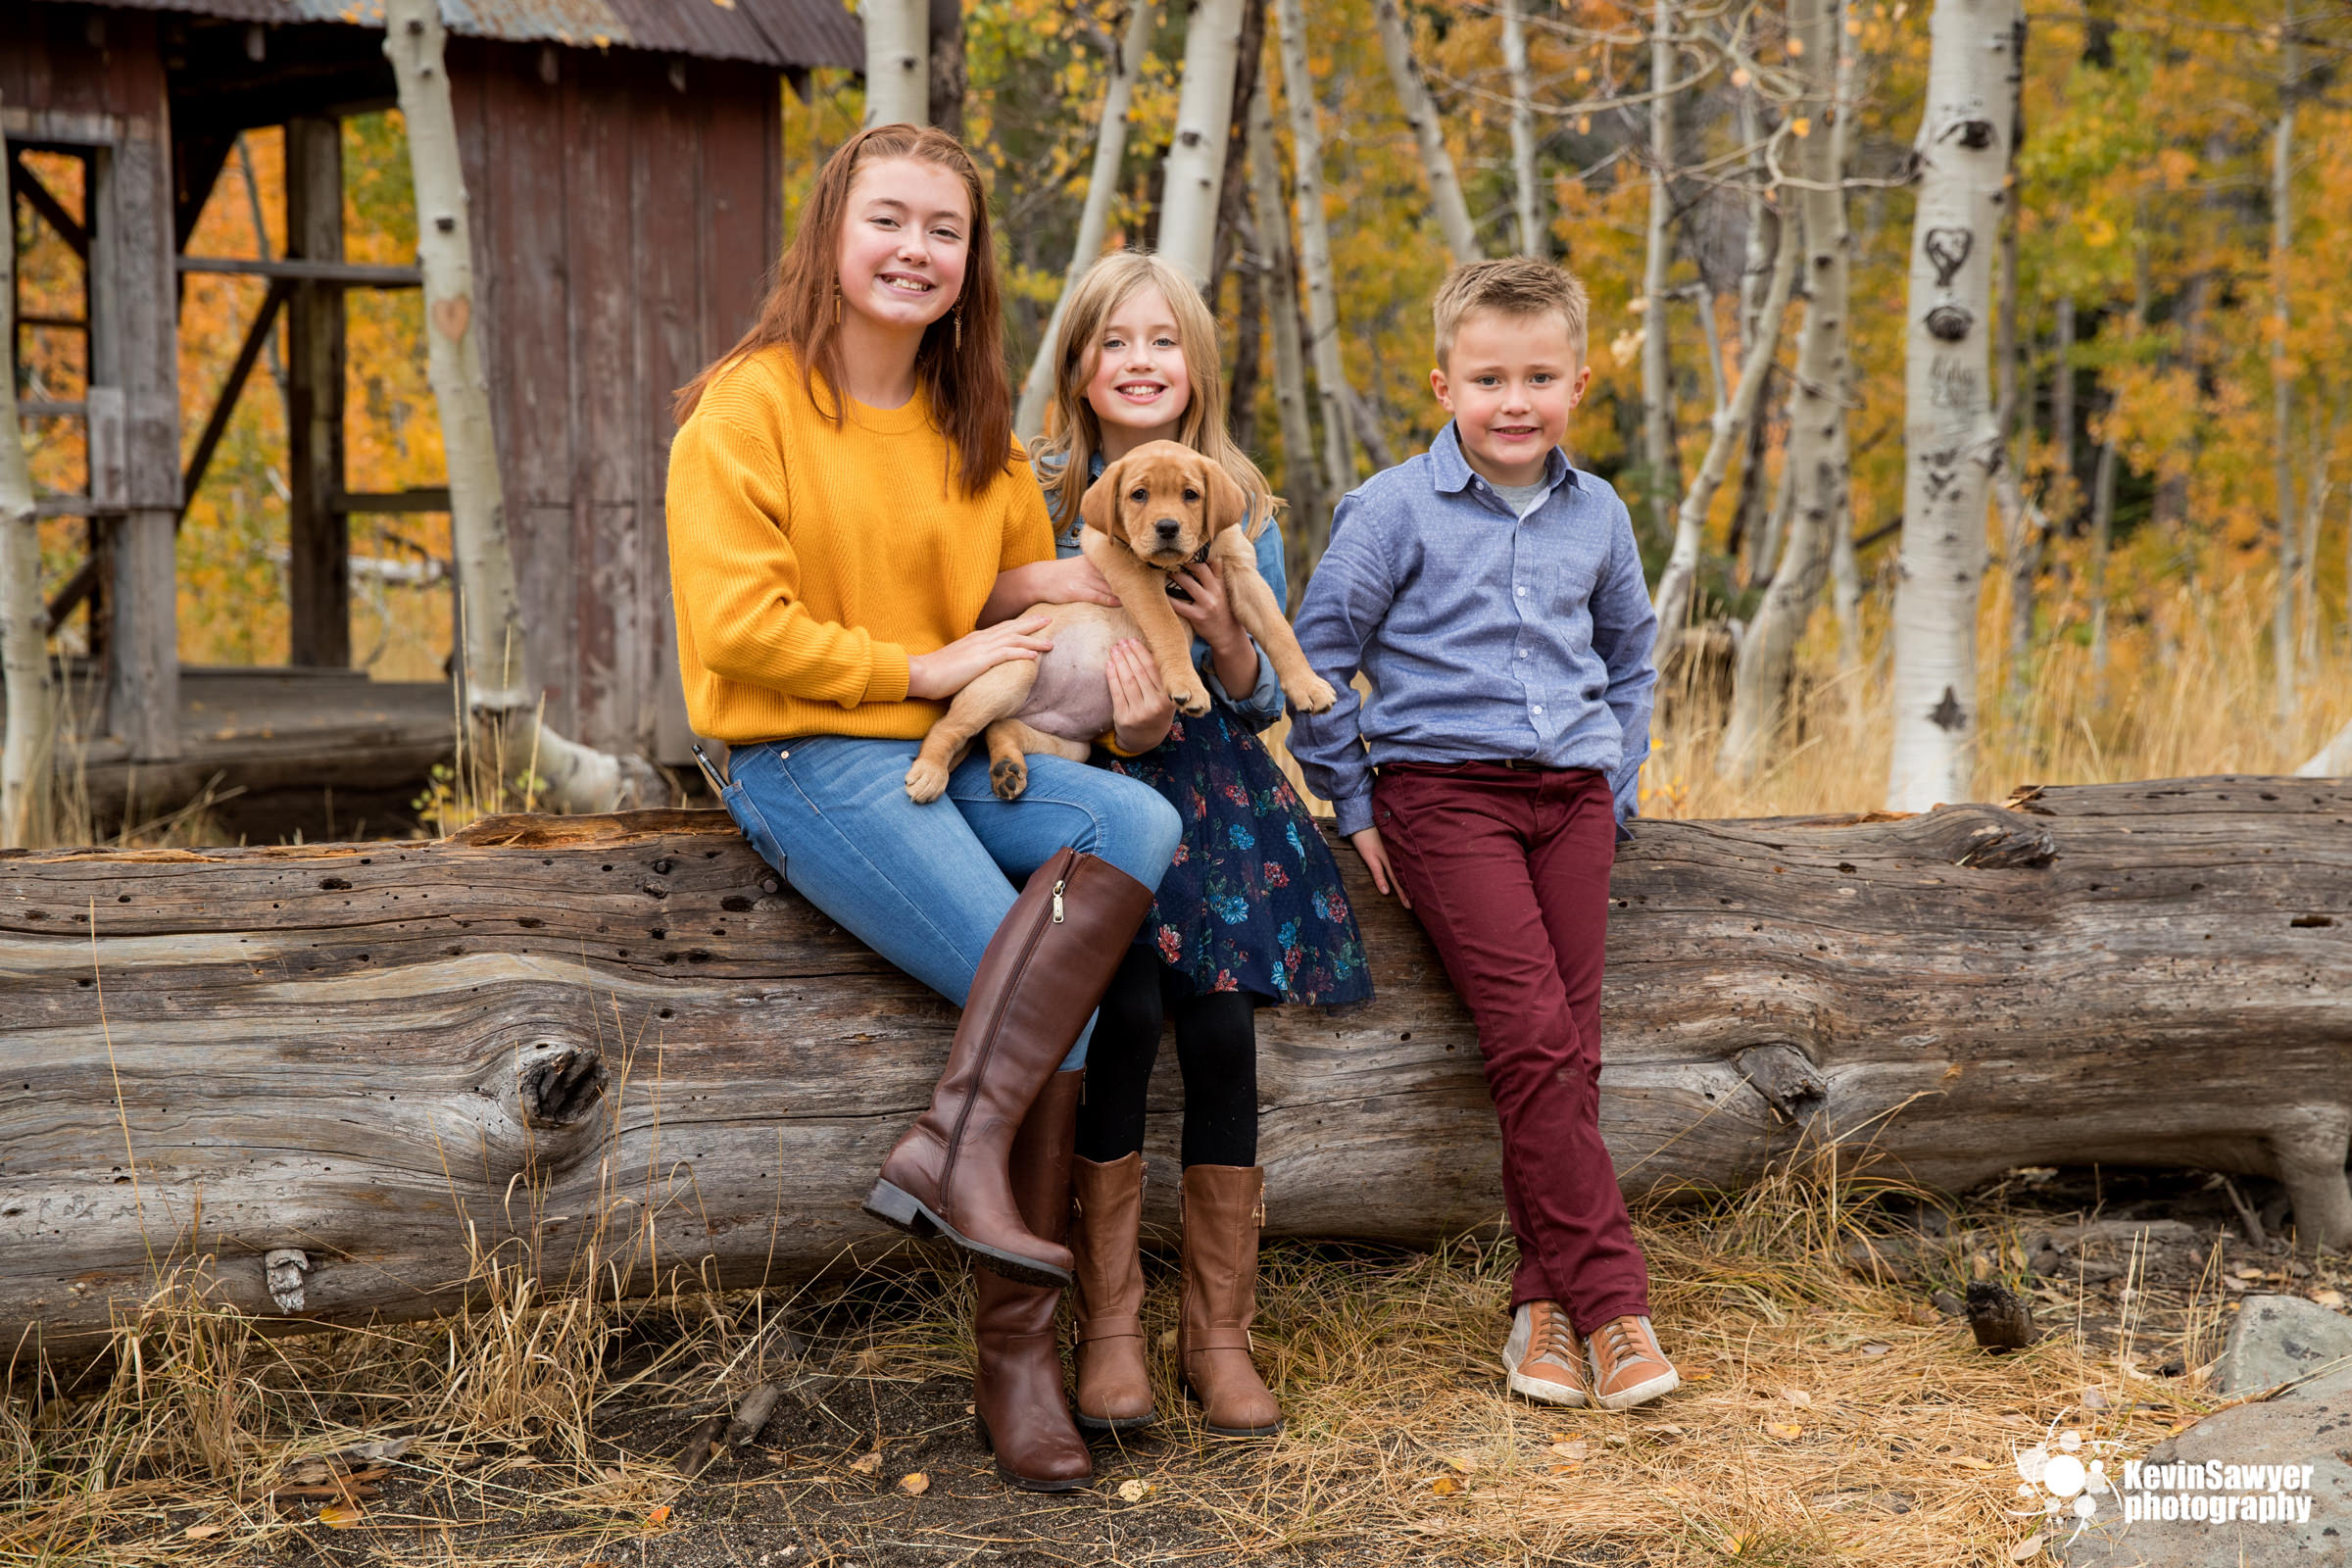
382 0 662 813
1503 0 1544 256
926 0 966 132
1372 0 1481 265
1250 83 1325 599
1 96 52 850
2087 400 2117 678
1158 0 1250 287
861 0 930 126
1274 0 1355 501
1719 0 1850 781
1825 15 1863 677
1727 86 1780 581
1991 36 2033 714
1884 0 2020 811
1640 0 1680 544
1015 0 1157 441
1653 219 1797 666
2269 24 2299 726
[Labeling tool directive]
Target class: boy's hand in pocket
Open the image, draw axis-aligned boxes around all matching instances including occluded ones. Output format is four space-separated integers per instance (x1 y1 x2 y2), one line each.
1348 826 1410 908
1107 638 1177 755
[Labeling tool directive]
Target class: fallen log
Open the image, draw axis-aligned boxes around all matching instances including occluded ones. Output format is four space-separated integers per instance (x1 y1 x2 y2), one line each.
3 776 2348 1353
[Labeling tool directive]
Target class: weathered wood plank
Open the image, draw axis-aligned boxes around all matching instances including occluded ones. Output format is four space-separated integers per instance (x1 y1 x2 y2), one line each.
1 778 2347 1353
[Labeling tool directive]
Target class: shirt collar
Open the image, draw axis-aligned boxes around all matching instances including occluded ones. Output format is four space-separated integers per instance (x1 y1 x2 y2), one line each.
1431 422 1574 499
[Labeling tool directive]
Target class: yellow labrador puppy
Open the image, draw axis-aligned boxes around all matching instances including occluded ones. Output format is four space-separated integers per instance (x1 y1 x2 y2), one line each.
906 441 1338 803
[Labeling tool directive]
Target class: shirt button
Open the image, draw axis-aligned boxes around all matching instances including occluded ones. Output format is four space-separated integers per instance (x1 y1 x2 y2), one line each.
1515 585 1527 597
1517 649 1529 659
1532 705 1544 714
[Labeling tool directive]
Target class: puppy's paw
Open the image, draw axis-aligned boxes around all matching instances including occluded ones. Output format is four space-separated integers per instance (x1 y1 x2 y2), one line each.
1171 677 1213 718
904 759 950 804
1288 674 1340 713
989 755 1029 802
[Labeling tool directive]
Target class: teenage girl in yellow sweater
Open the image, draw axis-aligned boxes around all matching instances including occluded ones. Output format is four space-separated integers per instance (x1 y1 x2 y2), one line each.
663 125 1181 1494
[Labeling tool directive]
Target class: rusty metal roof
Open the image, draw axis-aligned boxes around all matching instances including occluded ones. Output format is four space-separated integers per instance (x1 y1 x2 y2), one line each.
88 0 862 71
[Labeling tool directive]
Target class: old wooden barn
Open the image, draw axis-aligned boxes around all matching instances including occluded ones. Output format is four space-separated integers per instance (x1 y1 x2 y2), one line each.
4 0 858 830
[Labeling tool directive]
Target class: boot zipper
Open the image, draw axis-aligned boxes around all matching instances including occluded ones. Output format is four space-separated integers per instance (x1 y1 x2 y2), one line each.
1051 879 1066 923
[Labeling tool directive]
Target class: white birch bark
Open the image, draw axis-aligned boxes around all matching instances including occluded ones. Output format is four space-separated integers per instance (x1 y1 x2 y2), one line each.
1249 82 1325 595
1371 0 1481 265
382 0 662 813
1640 0 1679 543
1 96 51 849
1884 0 2020 811
1719 0 1851 781
2269 28 2299 724
1502 0 1543 256
1274 0 1355 499
1016 0 1156 440
861 0 930 126
1653 220 1797 665
1158 0 1249 287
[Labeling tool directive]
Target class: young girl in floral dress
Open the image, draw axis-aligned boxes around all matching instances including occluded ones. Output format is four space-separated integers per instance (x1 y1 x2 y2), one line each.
1030 251 1371 1440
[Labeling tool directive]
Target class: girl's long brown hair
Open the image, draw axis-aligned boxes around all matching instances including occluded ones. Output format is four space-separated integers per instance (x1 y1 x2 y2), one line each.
672 124 1013 499
1031 251 1276 535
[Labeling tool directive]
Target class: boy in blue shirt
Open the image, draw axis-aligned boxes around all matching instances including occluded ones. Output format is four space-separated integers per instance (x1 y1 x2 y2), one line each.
1289 258 1676 1412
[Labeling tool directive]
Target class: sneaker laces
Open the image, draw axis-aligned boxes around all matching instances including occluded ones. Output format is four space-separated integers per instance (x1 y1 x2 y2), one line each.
1530 1305 1579 1368
1593 1317 1656 1374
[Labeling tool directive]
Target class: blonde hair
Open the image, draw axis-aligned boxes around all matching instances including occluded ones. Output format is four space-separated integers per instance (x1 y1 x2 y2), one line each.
1032 251 1275 535
1433 257 1590 369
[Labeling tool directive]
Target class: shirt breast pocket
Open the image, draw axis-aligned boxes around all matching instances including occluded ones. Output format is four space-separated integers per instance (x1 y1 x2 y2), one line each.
1548 560 1600 614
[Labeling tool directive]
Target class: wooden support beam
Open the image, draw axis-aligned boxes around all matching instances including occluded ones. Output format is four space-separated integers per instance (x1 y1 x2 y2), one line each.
87 125 182 761
173 255 420 287
181 277 289 514
285 117 348 670
9 153 88 259
332 487 452 514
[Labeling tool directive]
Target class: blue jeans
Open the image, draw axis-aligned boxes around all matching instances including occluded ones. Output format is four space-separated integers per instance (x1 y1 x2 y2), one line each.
720 735 1182 1067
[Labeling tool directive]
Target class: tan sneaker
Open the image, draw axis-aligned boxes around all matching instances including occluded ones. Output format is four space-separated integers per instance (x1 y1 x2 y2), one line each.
1588 1315 1680 1411
1500 1300 1588 1406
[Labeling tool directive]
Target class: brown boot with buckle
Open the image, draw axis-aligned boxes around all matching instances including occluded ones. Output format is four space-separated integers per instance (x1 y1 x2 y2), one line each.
1499 1299 1588 1406
1177 1164 1283 1439
1588 1314 1680 1411
866 850 1155 1287
1070 1152 1155 1435
971 1069 1091 1492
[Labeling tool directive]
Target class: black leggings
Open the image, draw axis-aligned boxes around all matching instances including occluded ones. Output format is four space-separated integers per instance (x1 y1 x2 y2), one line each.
1075 946 1258 1168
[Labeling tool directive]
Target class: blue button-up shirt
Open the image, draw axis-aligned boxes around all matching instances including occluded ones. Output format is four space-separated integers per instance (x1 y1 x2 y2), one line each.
1287 425 1659 836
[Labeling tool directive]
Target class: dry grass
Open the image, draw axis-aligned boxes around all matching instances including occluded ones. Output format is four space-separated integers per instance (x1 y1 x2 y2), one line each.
3 1138 2268 1568
1641 569 2352 822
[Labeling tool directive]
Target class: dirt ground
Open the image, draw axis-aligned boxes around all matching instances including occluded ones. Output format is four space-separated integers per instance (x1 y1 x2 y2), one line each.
16 1161 2340 1568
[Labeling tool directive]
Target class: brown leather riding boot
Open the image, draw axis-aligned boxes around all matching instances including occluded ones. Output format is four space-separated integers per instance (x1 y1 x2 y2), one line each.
971 1070 1091 1492
866 849 1155 1287
1070 1152 1155 1434
1177 1164 1283 1439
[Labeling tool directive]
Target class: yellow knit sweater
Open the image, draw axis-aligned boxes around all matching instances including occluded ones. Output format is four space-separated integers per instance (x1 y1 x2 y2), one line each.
664 347 1054 743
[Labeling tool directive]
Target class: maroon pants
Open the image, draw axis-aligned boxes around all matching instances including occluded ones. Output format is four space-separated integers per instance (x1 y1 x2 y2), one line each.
1372 762 1650 1332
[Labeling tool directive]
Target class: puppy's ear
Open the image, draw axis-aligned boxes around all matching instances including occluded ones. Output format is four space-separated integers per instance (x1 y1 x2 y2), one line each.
1201 460 1251 538
1079 454 1127 538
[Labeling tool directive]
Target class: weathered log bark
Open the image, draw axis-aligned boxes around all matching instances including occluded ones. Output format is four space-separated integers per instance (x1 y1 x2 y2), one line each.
4 779 2349 1353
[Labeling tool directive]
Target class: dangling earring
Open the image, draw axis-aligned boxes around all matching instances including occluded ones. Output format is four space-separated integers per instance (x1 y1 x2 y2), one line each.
833 283 842 325
953 303 963 352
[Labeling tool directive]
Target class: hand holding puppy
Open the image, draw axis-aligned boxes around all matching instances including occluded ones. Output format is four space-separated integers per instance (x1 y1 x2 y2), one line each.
1106 638 1177 755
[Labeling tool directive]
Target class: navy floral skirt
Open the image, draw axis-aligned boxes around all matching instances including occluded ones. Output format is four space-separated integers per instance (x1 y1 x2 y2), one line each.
1101 707 1372 1006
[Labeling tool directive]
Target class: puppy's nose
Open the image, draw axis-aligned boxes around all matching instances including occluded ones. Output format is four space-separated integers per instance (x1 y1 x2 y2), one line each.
1153 517 1182 545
